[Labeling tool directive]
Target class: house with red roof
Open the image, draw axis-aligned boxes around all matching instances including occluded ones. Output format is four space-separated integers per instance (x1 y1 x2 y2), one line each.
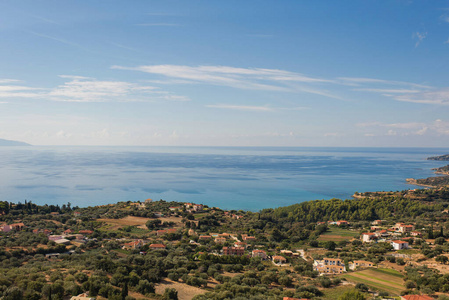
272 255 287 265
252 249 267 259
149 244 166 250
223 246 245 256
122 239 144 250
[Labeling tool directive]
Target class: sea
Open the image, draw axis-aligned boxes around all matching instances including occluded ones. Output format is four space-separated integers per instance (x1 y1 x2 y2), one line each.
0 146 448 211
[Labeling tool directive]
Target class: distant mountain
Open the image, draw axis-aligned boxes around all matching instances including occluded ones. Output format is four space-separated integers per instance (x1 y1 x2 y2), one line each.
427 154 449 161
0 138 31 146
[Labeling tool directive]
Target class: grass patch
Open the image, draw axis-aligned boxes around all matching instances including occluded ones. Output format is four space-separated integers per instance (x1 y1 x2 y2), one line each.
322 227 359 237
397 249 419 255
354 272 399 285
113 249 130 255
193 213 208 219
371 268 404 278
341 274 403 296
318 227 359 241
321 285 360 300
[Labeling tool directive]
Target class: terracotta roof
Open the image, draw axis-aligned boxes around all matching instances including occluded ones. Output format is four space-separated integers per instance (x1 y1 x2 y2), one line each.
272 255 286 261
401 295 433 300
392 240 408 244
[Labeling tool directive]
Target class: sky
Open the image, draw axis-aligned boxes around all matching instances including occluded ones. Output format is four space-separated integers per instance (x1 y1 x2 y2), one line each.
1 0 449 147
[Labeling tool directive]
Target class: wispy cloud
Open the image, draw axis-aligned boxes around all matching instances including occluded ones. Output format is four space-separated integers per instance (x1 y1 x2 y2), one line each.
357 120 449 136
0 79 21 84
392 88 449 105
206 104 308 112
413 31 427 47
353 88 421 93
440 15 449 23
29 14 59 25
109 42 141 53
339 76 449 105
206 104 273 112
0 81 44 98
338 77 431 89
112 64 338 99
27 31 84 49
0 76 188 103
136 23 181 27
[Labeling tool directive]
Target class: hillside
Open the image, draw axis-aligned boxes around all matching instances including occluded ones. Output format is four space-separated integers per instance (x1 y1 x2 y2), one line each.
0 138 30 146
433 165 449 175
427 154 449 161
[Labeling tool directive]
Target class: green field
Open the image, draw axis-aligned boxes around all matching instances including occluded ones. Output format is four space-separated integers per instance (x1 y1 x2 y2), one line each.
373 268 404 278
318 227 359 241
341 268 404 296
321 285 365 300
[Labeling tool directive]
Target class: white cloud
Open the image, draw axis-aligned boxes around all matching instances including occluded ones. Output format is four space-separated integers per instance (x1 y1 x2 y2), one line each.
0 82 44 98
357 120 449 137
353 88 421 93
338 77 431 89
206 104 308 112
49 76 188 102
413 31 427 47
393 88 449 105
206 104 273 112
441 15 449 23
48 77 151 102
0 76 187 103
0 79 21 84
136 23 181 26
111 64 339 98
27 31 86 49
386 130 397 136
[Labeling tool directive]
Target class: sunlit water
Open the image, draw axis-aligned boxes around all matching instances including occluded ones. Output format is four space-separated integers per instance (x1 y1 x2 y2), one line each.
0 146 448 211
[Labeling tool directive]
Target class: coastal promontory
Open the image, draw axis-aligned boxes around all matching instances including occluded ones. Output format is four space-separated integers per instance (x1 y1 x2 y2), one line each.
427 154 449 161
0 138 30 146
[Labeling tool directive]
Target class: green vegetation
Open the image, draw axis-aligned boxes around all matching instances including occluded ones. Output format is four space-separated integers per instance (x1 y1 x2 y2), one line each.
428 154 449 161
1 185 449 299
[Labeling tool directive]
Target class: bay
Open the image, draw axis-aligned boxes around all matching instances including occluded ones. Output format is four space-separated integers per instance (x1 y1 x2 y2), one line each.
0 146 448 211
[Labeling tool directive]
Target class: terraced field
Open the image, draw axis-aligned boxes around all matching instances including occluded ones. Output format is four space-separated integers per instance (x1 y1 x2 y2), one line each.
318 227 359 241
341 268 404 296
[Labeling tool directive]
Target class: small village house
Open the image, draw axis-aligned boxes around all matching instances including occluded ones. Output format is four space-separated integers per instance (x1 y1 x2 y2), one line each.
391 240 409 250
149 244 166 250
252 249 267 259
361 232 377 243
223 246 245 256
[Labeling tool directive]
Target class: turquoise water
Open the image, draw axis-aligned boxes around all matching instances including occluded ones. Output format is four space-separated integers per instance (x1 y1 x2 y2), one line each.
0 146 448 211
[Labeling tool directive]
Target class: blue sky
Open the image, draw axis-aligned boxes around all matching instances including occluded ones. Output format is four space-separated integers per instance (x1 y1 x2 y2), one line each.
1 0 449 146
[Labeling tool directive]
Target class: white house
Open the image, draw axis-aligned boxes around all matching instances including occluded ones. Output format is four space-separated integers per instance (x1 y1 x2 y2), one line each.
361 232 377 243
391 240 409 250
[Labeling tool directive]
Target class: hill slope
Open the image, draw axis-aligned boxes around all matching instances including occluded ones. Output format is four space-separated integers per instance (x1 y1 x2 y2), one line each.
0 138 31 146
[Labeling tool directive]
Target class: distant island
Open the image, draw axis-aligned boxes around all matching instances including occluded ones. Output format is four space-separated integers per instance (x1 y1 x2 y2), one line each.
427 154 449 161
0 138 30 146
406 157 449 187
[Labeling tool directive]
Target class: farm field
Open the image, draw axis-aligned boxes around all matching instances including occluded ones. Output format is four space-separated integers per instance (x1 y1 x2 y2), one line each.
318 227 359 241
341 268 404 296
155 278 207 300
